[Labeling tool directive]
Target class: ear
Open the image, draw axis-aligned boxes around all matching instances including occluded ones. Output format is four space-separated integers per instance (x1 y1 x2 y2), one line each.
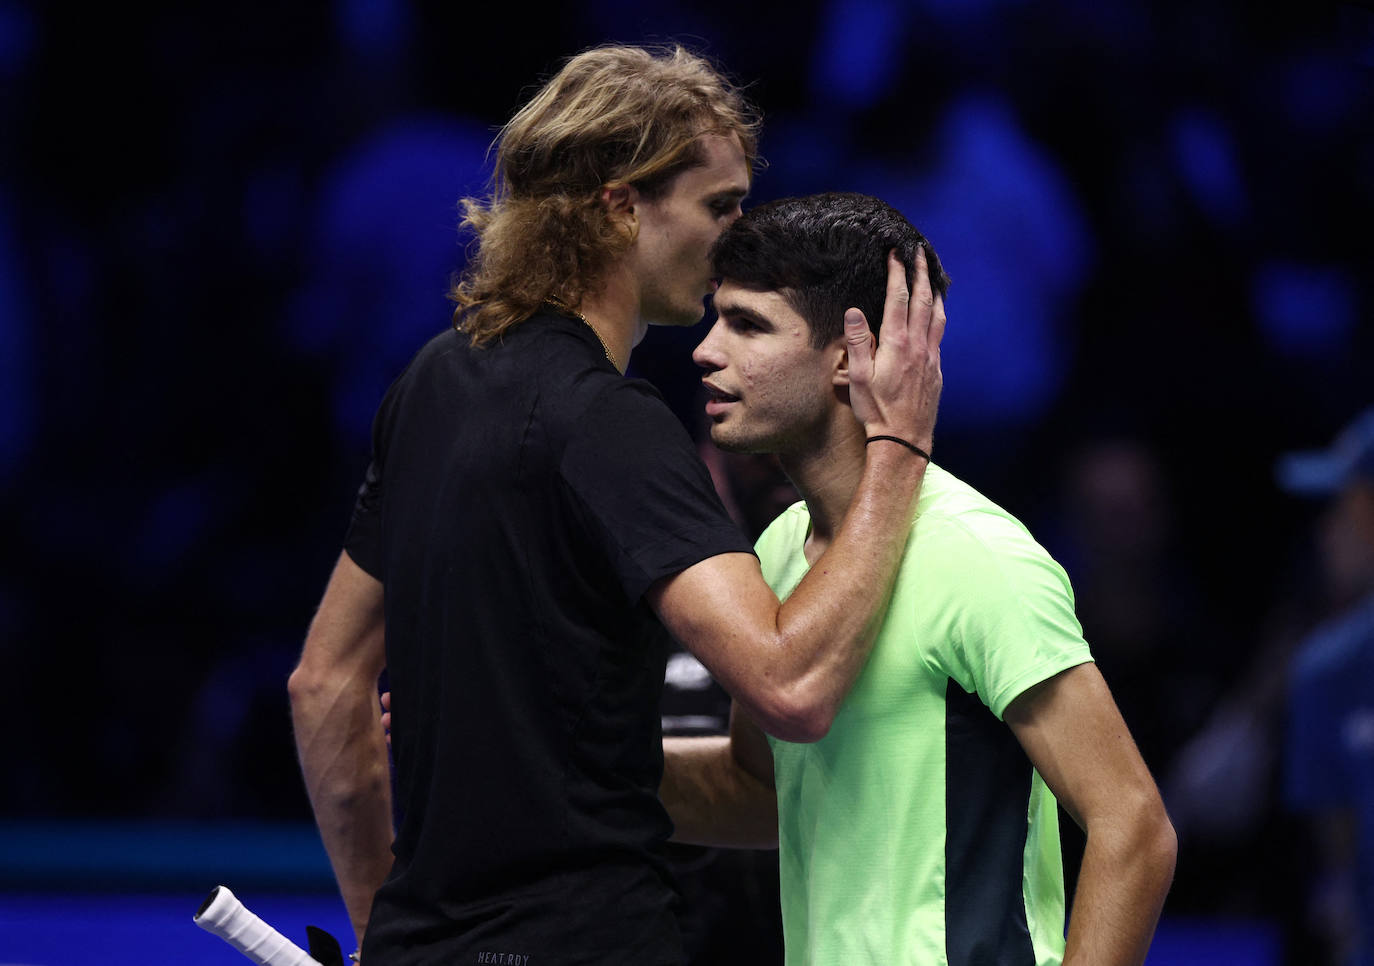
830 335 852 388
600 183 640 240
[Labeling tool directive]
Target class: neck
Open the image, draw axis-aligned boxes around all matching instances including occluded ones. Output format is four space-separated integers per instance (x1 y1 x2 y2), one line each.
778 413 868 565
575 269 647 375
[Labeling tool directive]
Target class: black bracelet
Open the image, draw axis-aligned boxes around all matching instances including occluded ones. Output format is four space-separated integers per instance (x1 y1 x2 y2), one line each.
865 435 932 462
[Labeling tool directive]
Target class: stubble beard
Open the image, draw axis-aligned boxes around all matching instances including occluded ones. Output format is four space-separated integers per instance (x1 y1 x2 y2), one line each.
709 420 761 455
712 400 832 462
652 294 710 328
710 415 789 458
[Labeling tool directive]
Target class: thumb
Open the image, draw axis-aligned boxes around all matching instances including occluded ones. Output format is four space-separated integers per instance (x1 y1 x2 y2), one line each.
844 308 874 382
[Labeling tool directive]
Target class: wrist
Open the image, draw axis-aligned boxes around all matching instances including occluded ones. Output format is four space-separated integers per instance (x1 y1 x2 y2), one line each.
860 418 933 451
858 437 931 500
865 435 931 462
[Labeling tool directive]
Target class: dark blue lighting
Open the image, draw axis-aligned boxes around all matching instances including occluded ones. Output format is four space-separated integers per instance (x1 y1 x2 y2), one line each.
0 0 36 78
1251 261 1356 358
811 0 905 108
339 0 412 60
1171 110 1247 228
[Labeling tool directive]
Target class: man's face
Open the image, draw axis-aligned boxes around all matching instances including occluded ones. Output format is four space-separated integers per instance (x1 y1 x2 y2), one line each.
631 134 749 327
692 281 842 455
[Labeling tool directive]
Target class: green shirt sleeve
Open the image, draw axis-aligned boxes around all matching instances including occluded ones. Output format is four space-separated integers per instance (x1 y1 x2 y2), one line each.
925 509 1093 720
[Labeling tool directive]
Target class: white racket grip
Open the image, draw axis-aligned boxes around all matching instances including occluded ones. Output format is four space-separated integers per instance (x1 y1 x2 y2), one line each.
194 885 321 966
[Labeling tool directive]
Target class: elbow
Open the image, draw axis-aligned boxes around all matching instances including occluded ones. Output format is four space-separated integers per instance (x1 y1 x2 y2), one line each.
288 643 381 703
287 661 354 716
1134 792 1178 881
776 708 835 744
1136 812 1178 907
1149 807 1179 887
1102 792 1178 891
287 663 323 708
718 630 849 742
750 688 839 744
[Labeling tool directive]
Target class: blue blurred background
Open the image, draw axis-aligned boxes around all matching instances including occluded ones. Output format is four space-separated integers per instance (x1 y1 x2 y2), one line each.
2 0 1372 962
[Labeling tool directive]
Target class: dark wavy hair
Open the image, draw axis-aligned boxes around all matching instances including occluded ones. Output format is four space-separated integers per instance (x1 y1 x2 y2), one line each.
709 192 950 348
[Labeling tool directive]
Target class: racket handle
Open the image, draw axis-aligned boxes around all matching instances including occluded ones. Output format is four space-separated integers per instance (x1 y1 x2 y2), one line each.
194 885 321 966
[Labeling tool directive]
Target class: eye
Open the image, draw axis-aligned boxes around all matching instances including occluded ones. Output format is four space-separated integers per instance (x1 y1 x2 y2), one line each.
710 198 739 217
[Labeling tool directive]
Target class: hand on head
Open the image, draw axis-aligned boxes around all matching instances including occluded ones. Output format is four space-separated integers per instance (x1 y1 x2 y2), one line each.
844 247 945 452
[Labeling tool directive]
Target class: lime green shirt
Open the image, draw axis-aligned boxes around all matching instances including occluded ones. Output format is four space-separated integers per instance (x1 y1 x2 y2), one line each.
757 464 1092 966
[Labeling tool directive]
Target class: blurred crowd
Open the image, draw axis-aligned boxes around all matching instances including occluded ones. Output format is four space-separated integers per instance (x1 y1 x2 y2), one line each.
2 1 1372 962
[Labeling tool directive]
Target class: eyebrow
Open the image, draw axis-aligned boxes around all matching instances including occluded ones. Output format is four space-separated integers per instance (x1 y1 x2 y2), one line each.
714 301 773 329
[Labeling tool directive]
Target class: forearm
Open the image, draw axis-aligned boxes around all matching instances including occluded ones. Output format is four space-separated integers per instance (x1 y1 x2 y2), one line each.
1064 804 1177 966
661 736 778 849
767 443 925 727
655 444 925 743
290 669 394 947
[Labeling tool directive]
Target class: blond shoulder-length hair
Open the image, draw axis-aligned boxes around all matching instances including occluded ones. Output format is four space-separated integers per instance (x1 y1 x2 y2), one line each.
450 44 761 345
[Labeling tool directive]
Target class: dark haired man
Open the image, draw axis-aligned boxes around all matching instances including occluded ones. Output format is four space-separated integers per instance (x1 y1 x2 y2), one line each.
662 193 1176 966
288 49 945 965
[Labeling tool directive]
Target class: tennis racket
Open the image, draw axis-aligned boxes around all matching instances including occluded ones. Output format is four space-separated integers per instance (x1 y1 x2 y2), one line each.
194 884 345 966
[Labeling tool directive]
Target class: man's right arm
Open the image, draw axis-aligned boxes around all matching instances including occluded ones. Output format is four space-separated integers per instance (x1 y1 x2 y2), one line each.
661 703 778 849
648 250 945 742
288 550 394 949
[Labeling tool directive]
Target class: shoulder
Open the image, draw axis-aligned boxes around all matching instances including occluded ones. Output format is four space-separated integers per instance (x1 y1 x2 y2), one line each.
505 312 626 398
367 326 462 438
915 465 1033 541
564 376 687 457
558 375 712 505
904 467 1090 717
755 501 809 543
486 312 668 444
496 311 673 419
381 326 464 392
754 502 810 591
754 503 809 558
910 465 1071 599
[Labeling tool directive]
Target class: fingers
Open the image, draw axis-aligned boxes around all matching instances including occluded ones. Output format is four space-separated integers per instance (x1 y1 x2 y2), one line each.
380 691 392 747
845 245 945 438
881 250 912 341
906 244 935 340
929 292 947 349
844 307 874 385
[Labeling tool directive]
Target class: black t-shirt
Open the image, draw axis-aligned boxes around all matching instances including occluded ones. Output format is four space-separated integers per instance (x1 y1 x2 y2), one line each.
348 311 751 965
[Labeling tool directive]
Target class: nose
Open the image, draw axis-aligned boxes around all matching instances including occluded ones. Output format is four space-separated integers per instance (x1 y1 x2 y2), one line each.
692 319 725 370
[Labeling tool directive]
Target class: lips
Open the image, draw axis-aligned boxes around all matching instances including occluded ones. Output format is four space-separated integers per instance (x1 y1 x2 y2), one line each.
702 381 739 403
702 381 739 418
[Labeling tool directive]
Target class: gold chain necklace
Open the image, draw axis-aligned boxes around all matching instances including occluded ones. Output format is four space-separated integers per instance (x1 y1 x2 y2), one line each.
544 297 618 370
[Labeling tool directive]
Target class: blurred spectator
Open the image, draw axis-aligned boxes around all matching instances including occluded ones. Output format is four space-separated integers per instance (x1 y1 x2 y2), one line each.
285 115 491 450
1279 408 1374 966
1036 438 1247 920
1047 439 1224 775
